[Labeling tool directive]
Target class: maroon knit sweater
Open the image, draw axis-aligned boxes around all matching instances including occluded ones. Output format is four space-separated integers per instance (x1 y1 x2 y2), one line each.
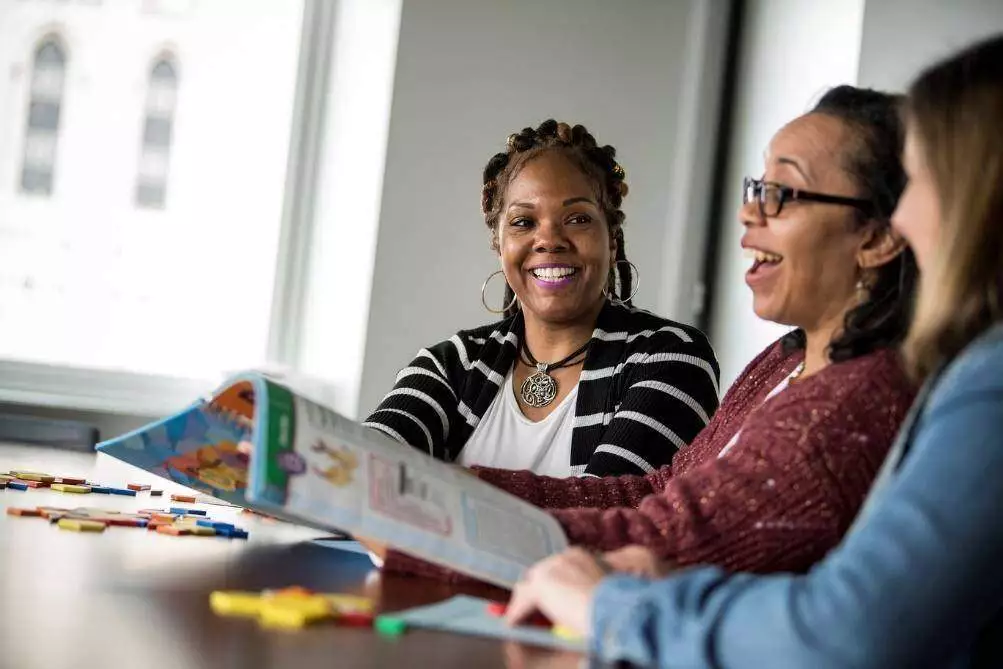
383 339 917 582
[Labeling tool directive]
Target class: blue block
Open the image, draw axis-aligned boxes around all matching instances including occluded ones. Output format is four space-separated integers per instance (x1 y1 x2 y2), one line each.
211 522 235 531
195 519 215 528
169 507 188 515
136 519 149 528
109 488 137 496
229 529 249 540
6 481 28 491
186 509 207 516
90 487 112 494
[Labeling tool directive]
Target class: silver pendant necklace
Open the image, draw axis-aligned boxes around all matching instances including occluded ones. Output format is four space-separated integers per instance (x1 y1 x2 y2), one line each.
518 340 590 408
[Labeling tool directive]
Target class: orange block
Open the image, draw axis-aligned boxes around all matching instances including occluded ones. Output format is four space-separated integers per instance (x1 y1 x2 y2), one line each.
6 508 42 517
156 525 189 536
171 494 196 503
36 507 71 519
127 483 151 491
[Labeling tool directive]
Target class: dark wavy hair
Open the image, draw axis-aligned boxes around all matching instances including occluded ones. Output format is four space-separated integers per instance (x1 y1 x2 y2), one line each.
481 119 632 319
782 85 919 361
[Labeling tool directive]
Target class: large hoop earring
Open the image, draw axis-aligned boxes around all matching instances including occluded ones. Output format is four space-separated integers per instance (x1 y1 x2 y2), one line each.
606 260 640 306
481 269 518 314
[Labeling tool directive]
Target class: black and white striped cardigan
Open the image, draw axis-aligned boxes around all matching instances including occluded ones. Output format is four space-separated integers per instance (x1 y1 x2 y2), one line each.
363 302 721 477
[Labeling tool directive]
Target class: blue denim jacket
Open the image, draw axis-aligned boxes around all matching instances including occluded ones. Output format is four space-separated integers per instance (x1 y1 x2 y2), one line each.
590 324 1003 668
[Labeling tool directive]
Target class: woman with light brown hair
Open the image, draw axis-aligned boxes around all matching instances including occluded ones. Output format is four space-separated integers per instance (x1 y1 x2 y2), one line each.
504 33 1003 668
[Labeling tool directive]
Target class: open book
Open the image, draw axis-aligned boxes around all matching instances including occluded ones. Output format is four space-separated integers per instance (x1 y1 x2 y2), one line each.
96 373 568 588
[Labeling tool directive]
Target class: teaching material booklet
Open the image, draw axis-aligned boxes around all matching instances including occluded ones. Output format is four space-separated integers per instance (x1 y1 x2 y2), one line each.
96 373 568 587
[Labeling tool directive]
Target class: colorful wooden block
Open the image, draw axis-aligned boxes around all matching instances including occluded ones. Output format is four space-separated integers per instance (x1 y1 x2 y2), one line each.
374 615 407 637
209 591 265 617
335 611 374 627
13 472 55 483
258 597 333 629
6 481 28 491
51 484 91 494
156 525 189 536
171 494 196 503
108 488 137 496
323 594 374 614
127 483 151 491
36 507 71 519
6 507 42 517
55 477 86 485
57 518 106 532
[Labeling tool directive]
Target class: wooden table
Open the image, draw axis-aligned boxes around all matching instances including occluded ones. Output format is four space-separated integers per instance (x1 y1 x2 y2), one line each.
0 443 587 669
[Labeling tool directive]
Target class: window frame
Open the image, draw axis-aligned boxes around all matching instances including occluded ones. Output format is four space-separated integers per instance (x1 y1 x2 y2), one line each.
0 0 335 417
19 34 67 198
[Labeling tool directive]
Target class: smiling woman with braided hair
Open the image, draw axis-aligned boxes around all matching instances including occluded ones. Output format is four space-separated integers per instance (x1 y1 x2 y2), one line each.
364 119 721 478
368 88 921 586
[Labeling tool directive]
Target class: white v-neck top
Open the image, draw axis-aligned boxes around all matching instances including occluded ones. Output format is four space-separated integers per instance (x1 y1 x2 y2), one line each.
457 368 579 476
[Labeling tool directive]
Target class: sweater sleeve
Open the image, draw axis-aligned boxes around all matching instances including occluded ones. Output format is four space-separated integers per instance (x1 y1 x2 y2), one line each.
362 339 463 462
589 338 1003 669
380 466 669 584
584 326 721 476
549 368 911 572
472 465 669 510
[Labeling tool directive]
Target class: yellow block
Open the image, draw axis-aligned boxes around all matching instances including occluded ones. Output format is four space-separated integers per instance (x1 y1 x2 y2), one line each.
552 624 583 641
57 518 106 532
258 598 334 629
210 591 265 617
14 472 55 483
322 594 374 614
190 526 216 536
51 483 91 494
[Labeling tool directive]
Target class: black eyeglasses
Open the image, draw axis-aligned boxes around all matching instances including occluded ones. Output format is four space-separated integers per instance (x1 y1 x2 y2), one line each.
743 177 874 218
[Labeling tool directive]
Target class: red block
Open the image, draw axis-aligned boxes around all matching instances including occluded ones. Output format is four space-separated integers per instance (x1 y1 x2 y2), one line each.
337 612 375 627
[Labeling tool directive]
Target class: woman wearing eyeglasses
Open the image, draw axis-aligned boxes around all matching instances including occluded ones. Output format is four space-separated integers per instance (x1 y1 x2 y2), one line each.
507 33 1003 669
378 85 920 583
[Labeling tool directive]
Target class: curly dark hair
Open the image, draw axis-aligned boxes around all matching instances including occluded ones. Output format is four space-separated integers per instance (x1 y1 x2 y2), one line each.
481 119 632 319
782 85 919 361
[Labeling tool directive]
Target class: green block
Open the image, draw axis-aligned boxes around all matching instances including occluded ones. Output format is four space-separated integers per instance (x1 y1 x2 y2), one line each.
374 615 407 637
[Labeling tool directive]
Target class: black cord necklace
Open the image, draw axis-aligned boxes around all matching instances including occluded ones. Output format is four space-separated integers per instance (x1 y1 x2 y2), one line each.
518 339 590 408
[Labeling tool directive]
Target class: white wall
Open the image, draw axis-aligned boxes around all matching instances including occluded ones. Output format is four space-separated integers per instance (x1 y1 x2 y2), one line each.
858 0 1003 91
356 0 727 417
707 0 866 389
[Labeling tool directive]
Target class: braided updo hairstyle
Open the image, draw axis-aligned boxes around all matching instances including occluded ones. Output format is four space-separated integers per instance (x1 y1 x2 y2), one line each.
481 119 632 319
